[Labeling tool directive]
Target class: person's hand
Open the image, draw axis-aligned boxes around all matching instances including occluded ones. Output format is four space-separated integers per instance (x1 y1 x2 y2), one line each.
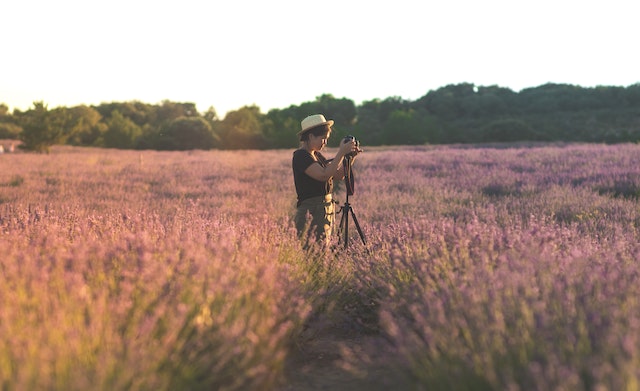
339 138 356 156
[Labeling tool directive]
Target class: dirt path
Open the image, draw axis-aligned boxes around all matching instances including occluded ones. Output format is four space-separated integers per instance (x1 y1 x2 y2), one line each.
277 330 410 391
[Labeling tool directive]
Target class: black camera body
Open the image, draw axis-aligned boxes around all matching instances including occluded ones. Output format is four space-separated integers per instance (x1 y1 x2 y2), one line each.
343 135 360 158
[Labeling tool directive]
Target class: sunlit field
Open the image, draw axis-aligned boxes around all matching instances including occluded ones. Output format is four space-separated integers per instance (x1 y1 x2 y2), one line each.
2 143 640 390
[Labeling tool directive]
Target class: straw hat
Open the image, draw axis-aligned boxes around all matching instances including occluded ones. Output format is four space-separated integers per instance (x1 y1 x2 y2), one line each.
298 114 334 136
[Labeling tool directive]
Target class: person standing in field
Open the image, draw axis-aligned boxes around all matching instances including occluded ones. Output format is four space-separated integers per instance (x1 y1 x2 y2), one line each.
292 114 360 247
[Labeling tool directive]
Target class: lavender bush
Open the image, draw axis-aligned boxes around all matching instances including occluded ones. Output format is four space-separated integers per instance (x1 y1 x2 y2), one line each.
1 143 640 390
0 148 310 390
351 144 640 390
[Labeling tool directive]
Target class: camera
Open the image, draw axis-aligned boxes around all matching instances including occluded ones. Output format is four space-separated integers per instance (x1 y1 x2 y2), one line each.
343 135 360 158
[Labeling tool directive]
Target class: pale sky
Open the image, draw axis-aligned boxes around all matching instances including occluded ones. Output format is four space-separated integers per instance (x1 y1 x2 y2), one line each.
1 0 638 118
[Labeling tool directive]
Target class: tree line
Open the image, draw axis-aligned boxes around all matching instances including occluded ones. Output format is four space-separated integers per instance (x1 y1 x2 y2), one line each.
1 82 640 152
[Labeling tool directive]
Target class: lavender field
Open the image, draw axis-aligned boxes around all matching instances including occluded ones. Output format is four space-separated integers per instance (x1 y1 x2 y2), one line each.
2 143 640 390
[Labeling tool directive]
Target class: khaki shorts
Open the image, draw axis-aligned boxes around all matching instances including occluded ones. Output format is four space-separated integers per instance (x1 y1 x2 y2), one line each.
295 194 335 245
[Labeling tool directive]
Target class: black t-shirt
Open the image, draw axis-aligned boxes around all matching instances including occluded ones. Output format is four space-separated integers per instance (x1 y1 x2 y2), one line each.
292 149 333 206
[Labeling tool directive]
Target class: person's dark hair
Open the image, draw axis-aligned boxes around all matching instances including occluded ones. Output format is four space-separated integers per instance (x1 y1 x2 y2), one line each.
300 125 331 142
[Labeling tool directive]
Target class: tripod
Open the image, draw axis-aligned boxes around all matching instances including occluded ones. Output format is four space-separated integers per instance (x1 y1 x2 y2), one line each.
337 156 366 249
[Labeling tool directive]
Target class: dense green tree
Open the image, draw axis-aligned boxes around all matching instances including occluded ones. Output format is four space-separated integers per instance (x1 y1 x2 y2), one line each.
480 119 540 142
263 109 299 149
0 103 21 139
355 97 410 144
313 94 357 126
17 102 69 153
625 83 640 105
65 105 106 146
217 105 266 149
473 85 517 116
6 83 640 150
416 83 477 119
518 83 591 112
155 100 198 125
156 116 218 150
94 101 154 127
100 110 142 149
202 106 219 123
593 86 627 108
352 103 384 145
0 123 21 139
93 101 202 149
381 109 433 145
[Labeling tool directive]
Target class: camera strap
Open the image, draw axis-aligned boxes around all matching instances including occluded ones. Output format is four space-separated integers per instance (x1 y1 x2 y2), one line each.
343 157 355 196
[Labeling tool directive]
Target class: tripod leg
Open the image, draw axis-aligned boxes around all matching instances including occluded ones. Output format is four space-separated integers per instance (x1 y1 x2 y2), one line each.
349 208 367 246
343 205 350 249
338 204 348 246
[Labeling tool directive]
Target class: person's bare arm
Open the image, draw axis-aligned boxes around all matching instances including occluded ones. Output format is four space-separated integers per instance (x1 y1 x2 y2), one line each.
304 139 356 181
